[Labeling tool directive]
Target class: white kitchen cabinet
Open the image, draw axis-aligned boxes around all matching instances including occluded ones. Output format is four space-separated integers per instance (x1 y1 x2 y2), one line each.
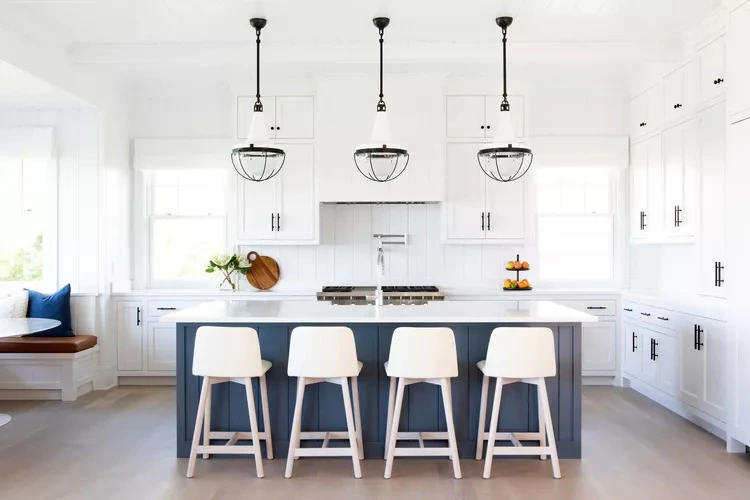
582 321 617 375
446 95 524 139
444 142 525 242
117 301 143 372
698 102 727 298
630 85 663 138
623 321 642 379
146 323 177 372
678 315 727 422
662 118 698 238
237 143 317 244
640 328 678 397
728 2 750 120
630 135 662 241
236 95 314 140
697 36 726 105
663 61 696 123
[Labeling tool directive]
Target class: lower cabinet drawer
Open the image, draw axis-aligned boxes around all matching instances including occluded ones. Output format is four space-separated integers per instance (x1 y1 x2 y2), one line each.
147 300 204 318
559 300 617 317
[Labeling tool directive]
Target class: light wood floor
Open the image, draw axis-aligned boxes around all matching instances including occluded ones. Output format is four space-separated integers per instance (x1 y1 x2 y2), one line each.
0 386 748 500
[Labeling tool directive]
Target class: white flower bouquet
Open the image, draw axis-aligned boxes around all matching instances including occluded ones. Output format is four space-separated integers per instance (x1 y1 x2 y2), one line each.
205 254 252 291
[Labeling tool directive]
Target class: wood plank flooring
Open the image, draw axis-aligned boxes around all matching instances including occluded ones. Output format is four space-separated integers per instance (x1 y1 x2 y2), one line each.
0 386 748 499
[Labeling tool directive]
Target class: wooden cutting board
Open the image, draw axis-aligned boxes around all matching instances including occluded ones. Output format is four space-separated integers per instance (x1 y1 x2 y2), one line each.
245 251 280 290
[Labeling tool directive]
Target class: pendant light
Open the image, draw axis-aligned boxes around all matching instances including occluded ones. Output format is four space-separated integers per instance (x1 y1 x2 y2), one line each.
477 17 533 182
354 17 410 183
231 18 285 182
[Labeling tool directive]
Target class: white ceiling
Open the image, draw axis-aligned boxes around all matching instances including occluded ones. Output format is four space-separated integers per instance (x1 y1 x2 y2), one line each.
3 0 722 45
0 60 91 107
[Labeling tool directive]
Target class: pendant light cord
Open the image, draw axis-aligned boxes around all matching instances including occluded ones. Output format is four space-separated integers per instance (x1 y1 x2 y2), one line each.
254 27 263 112
377 27 386 112
501 25 510 112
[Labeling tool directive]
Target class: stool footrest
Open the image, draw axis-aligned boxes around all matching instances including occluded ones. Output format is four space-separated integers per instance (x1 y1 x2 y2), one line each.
293 447 359 458
393 447 454 457
208 431 270 441
479 431 544 442
488 445 555 457
196 445 259 455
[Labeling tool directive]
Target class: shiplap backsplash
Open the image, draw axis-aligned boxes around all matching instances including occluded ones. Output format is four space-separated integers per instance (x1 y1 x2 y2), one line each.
238 204 523 291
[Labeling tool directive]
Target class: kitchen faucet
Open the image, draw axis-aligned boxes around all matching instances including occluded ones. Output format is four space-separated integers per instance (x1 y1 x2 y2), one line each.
372 234 406 306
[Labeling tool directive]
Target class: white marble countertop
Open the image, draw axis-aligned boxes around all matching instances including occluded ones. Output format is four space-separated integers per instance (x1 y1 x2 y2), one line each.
161 299 598 324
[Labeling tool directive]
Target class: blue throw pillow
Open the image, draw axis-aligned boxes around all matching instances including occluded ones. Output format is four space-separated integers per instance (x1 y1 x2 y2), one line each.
24 284 74 337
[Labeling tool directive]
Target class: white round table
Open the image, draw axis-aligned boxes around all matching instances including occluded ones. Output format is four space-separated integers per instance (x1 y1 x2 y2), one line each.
0 318 62 427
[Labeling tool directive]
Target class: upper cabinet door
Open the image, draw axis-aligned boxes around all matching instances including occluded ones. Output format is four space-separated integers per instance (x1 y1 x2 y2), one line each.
274 96 314 140
728 2 750 119
237 96 276 140
663 118 698 237
630 141 649 239
646 84 664 135
275 143 316 241
629 91 648 138
484 176 525 240
446 96 486 138
237 171 278 242
697 36 726 104
485 95 525 139
444 142 487 240
698 103 726 297
663 63 694 122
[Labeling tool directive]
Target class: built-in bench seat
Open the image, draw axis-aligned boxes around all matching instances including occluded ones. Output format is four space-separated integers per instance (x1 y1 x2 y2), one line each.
0 335 99 401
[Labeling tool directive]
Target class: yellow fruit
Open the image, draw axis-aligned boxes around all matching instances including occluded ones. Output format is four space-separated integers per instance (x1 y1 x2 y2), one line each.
503 279 512 288
506 261 515 270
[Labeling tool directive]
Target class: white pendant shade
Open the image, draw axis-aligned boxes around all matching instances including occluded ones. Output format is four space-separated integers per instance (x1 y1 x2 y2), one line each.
246 110 271 145
489 109 517 147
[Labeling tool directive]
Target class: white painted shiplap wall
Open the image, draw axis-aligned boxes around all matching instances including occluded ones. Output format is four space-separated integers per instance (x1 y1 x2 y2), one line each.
238 203 524 291
0 107 101 294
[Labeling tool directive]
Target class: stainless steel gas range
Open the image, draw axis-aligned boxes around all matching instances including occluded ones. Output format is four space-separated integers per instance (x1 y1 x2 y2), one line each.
316 286 445 305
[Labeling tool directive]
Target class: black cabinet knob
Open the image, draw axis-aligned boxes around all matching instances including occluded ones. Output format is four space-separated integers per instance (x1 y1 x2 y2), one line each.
486 125 491 129
717 78 724 84
276 126 280 130
480 125 485 129
713 79 718 84
270 126 275 130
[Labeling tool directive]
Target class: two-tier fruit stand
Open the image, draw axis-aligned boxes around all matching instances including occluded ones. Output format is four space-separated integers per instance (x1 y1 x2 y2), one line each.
504 253 532 291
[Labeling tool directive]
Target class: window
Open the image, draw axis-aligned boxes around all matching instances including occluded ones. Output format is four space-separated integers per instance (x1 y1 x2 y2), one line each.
146 170 226 287
0 157 47 283
535 167 615 285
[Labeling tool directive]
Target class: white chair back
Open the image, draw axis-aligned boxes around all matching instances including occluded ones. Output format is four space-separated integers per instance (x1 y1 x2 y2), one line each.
484 327 556 379
288 326 360 378
386 327 458 379
192 326 264 378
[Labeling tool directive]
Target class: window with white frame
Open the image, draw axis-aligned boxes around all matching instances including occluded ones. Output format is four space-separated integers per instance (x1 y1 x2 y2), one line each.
145 169 227 287
535 167 615 285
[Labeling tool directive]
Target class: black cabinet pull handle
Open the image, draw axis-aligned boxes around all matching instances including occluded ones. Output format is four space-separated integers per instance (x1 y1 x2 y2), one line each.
694 324 698 350
697 326 704 350
657 316 669 321
271 213 275 231
487 212 491 231
136 306 141 326
632 332 637 352
587 306 606 310
156 307 176 311
717 261 724 287
481 212 485 231
624 308 633 312
640 312 651 317
676 205 682 227
276 212 280 231
653 340 659 360
650 338 654 360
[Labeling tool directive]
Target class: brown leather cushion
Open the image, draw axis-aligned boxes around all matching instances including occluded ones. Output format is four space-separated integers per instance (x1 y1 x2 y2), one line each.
0 335 98 354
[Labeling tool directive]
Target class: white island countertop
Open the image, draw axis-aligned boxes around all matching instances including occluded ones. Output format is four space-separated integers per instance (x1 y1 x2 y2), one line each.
161 299 598 324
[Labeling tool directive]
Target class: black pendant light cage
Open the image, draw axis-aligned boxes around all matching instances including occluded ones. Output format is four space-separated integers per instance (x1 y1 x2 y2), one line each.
231 18 286 182
477 17 533 183
354 17 410 183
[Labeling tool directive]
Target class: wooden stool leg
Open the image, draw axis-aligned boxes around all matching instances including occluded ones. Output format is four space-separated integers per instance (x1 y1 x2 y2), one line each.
475 374 489 460
187 377 210 478
483 377 503 479
244 378 265 478
537 381 547 460
259 374 274 460
384 376 396 459
538 378 561 479
202 379 212 459
384 377 405 479
351 376 364 460
440 378 462 479
340 377 362 479
285 377 306 479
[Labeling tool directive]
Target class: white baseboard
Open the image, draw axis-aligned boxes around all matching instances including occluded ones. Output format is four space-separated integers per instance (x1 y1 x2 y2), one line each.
118 376 175 386
583 376 616 386
625 375 726 440
95 364 117 391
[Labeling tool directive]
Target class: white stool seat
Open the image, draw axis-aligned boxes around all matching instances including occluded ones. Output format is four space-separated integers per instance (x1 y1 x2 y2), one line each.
187 327 274 479
475 327 561 479
384 327 462 480
285 327 364 479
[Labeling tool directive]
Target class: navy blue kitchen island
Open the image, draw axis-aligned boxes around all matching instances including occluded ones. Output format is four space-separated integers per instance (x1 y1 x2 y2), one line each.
168 300 595 459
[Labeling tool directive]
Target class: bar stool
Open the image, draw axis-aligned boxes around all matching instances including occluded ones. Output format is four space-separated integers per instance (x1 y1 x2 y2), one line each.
285 326 364 479
384 327 462 479
475 327 560 479
186 326 273 479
